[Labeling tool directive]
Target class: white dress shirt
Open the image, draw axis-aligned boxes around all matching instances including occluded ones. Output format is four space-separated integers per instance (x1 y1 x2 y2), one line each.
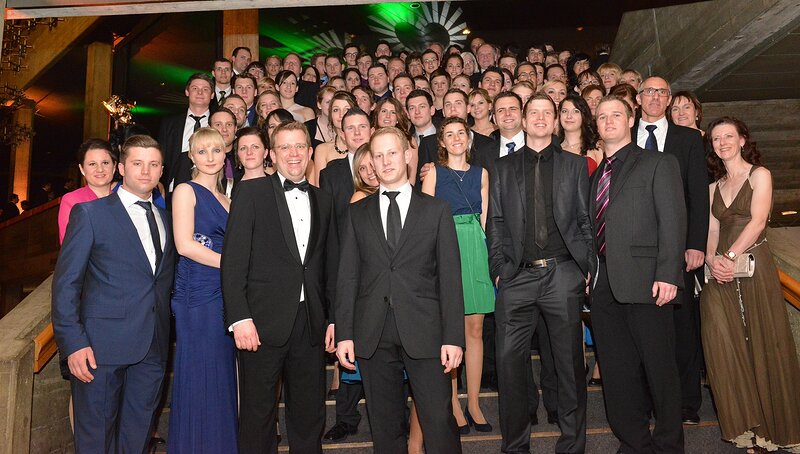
278 173 311 301
414 124 437 146
215 85 230 102
117 186 166 273
636 116 669 152
182 108 210 153
499 130 525 158
378 182 413 238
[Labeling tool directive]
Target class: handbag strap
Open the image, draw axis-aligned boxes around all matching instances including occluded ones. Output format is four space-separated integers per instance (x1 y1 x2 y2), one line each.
446 165 483 229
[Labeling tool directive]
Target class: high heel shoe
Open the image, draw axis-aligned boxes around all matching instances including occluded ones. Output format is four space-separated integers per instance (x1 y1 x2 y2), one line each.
465 407 493 432
458 423 470 435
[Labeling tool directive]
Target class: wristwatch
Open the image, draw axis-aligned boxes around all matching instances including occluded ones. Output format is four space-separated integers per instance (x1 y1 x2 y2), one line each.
724 250 737 261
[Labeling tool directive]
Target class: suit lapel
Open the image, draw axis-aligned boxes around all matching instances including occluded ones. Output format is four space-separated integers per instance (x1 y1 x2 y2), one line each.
366 193 391 257
154 205 173 276
107 193 154 276
552 150 565 221
270 174 303 265
393 189 422 255
512 151 526 217
610 147 641 201
304 188 320 264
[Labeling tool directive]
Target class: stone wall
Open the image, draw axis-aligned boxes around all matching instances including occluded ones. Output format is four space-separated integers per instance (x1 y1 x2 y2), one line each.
30 357 72 454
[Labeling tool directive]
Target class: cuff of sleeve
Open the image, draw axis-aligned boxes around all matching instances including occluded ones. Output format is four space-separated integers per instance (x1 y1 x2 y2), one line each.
228 318 253 332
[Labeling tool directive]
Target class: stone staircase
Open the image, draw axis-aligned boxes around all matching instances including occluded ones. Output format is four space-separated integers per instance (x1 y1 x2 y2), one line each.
150 349 748 453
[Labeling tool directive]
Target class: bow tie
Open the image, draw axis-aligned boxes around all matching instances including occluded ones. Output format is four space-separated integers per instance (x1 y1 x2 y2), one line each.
283 179 310 192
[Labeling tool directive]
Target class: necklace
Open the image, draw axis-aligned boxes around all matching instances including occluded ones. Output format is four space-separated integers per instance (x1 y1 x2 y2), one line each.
449 166 469 182
334 138 347 155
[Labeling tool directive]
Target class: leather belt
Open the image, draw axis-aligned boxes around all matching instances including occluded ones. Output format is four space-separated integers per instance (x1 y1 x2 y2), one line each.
519 254 573 269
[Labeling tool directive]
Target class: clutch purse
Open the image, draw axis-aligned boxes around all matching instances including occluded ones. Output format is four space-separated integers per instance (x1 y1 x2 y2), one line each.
704 253 755 283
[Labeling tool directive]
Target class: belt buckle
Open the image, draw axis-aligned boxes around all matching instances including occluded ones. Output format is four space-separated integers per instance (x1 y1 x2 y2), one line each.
533 258 548 268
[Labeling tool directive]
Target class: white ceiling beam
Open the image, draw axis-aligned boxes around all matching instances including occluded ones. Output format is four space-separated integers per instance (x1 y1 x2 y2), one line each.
6 0 463 19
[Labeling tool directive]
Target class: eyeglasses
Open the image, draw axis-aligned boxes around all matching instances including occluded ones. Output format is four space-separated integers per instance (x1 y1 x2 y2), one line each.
344 52 358 58
275 143 309 152
639 87 671 97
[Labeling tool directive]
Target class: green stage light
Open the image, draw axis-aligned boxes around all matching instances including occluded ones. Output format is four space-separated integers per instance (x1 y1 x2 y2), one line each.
131 58 204 87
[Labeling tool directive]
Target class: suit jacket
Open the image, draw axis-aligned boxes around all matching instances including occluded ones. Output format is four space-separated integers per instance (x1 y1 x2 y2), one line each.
590 143 687 304
632 120 709 252
335 189 465 359
469 131 500 174
319 156 354 238
221 174 338 346
158 113 194 192
486 145 595 283
52 193 176 365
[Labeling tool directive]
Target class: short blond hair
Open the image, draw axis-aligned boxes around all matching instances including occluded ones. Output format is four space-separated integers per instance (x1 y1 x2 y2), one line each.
369 126 409 154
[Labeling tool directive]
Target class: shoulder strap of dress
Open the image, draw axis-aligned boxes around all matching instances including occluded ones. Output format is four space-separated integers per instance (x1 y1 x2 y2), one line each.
748 165 759 176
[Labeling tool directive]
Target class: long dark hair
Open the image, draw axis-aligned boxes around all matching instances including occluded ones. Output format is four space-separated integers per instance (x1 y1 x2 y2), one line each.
557 94 598 155
372 97 413 140
705 116 762 181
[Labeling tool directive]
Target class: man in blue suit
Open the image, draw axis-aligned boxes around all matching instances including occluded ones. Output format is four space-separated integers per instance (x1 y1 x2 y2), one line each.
52 135 176 453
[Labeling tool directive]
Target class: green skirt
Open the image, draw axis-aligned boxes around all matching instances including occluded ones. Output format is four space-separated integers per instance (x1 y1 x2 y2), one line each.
453 214 496 315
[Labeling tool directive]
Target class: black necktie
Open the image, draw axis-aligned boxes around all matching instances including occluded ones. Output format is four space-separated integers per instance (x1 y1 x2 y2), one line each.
644 124 658 151
283 179 310 192
135 201 163 272
533 153 547 249
218 90 226 101
189 114 205 132
384 191 401 251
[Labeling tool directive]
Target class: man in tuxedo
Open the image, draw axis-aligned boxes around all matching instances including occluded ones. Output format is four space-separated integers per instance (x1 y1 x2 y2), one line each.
336 127 465 454
487 93 593 453
231 46 251 75
319 108 373 442
159 73 213 196
52 135 176 453
634 76 709 425
591 97 686 453
222 121 339 454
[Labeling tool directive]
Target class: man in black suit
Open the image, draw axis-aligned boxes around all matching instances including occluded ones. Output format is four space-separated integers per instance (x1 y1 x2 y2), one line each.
233 73 258 128
487 93 594 453
336 127 465 454
319 108 373 442
159 73 213 197
231 46 251 76
591 96 686 453
320 108 373 235
471 91 524 175
211 58 233 112
633 76 709 424
222 122 338 454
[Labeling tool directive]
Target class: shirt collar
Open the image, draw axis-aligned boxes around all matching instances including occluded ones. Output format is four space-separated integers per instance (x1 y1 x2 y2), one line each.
524 140 555 161
117 186 153 207
639 115 668 130
277 172 308 187
500 130 525 148
379 182 412 198
186 108 210 119
416 124 437 138
610 142 635 163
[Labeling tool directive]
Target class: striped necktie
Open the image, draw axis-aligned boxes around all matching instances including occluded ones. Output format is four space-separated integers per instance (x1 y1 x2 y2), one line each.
595 156 616 255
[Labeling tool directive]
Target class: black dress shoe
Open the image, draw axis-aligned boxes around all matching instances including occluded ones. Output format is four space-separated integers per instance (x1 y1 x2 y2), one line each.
465 407 493 432
547 411 560 428
327 388 338 399
588 377 603 387
323 422 357 441
530 413 539 426
458 424 470 435
681 409 700 425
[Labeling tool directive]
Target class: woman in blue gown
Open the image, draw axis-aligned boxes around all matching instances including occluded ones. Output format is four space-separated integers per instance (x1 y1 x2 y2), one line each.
168 127 237 453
